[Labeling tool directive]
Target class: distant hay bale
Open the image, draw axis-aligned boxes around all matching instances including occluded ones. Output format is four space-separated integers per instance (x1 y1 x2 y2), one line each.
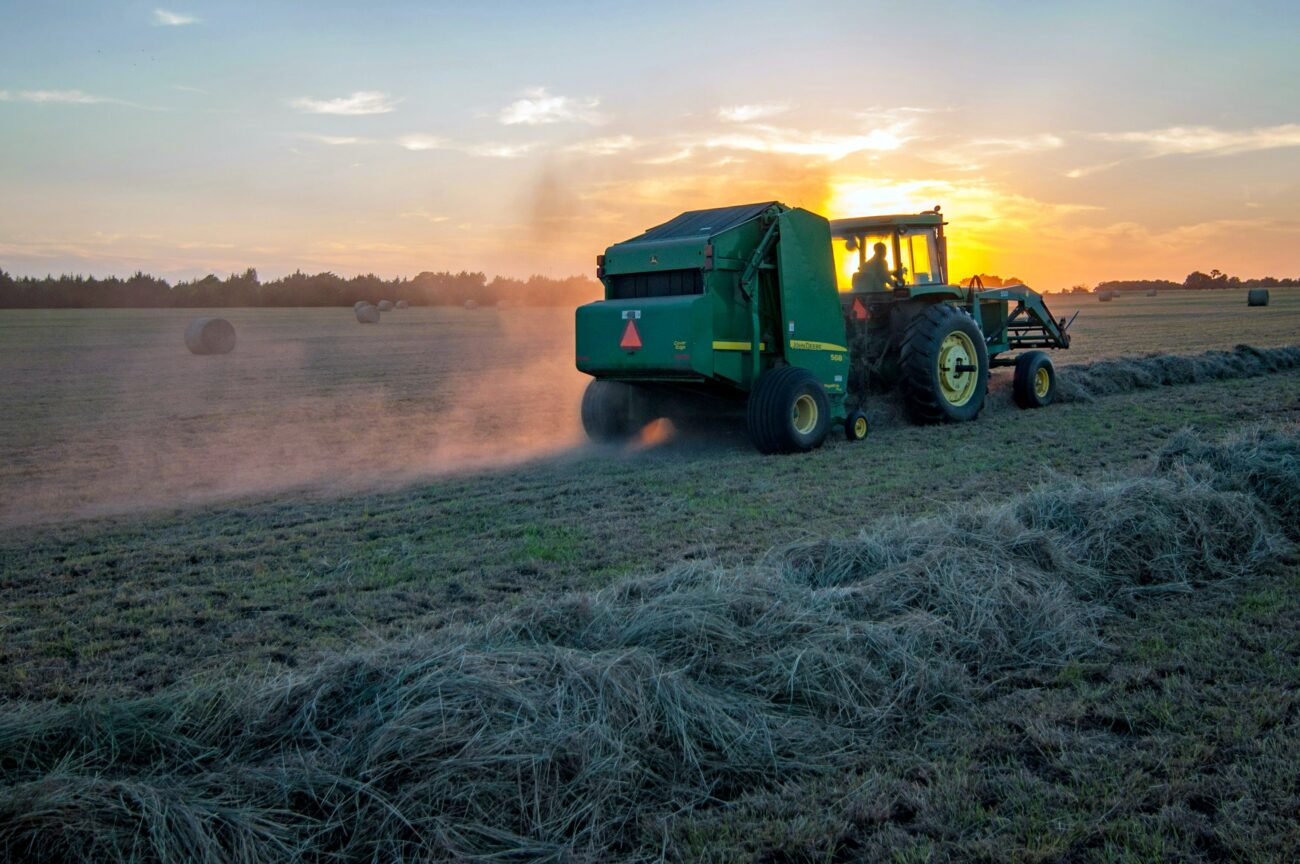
183 318 236 355
1248 288 1269 307
353 300 370 310
464 299 479 310
394 300 409 309
1098 291 1113 302
377 300 393 311
355 304 380 324
1146 288 1158 296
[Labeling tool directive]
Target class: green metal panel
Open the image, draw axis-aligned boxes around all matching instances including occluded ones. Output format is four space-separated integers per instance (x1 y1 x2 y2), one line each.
603 238 706 275
575 294 712 379
774 208 850 407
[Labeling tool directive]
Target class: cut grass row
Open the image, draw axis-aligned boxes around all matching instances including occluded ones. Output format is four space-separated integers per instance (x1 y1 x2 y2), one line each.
1 425 1296 862
3 353 1299 702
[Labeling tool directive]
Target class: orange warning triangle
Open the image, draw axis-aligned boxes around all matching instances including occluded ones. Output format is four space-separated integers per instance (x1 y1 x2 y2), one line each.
851 297 868 320
619 319 642 349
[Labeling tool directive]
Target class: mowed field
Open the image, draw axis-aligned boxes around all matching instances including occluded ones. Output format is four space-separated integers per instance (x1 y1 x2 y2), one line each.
3 291 1299 528
2 289 1299 862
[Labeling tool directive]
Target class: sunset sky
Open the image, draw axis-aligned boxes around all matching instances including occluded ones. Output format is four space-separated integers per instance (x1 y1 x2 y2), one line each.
2 0 1298 289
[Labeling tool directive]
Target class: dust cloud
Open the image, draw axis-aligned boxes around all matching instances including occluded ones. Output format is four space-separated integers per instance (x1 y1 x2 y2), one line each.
0 307 593 528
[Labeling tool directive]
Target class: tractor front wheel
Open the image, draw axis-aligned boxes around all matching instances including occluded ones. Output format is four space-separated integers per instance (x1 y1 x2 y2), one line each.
845 409 869 442
898 304 989 424
1013 351 1056 408
747 366 831 454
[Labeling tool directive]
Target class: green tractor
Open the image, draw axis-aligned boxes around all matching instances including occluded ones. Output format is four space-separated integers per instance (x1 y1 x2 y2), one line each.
575 201 1071 454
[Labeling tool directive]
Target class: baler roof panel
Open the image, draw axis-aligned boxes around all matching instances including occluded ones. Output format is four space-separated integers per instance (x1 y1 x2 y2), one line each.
626 201 779 244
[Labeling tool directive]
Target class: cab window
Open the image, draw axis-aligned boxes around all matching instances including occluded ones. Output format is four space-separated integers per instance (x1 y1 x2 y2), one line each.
899 229 939 285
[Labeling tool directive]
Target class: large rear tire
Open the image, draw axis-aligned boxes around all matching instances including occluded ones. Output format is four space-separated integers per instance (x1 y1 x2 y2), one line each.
898 303 988 424
1013 350 1056 409
746 366 831 454
581 380 638 443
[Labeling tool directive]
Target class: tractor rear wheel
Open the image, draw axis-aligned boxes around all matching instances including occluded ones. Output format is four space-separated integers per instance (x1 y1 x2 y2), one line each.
581 379 639 443
1013 351 1056 408
898 303 989 424
747 366 831 454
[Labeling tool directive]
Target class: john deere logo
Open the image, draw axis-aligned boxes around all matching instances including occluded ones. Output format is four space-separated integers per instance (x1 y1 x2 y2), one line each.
649 255 658 265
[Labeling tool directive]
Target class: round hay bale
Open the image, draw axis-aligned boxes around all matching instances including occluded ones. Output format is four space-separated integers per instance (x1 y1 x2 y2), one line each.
377 300 394 311
355 304 381 324
394 300 409 309
464 299 479 310
1098 291 1113 302
184 317 236 355
354 300 370 310
1247 288 1269 307
1146 288 1158 296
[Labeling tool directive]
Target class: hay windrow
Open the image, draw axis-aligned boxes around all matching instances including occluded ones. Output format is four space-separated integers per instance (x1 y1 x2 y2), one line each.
1 428 1296 862
1054 343 1300 403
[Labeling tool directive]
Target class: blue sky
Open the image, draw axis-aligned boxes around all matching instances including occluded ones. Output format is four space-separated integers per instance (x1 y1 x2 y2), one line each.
2 0 1298 285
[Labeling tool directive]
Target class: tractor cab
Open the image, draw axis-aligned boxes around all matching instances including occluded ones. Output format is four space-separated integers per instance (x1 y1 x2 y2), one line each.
829 209 949 294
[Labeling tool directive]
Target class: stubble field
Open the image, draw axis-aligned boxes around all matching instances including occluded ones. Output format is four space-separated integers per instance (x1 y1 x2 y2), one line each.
1 289 1298 862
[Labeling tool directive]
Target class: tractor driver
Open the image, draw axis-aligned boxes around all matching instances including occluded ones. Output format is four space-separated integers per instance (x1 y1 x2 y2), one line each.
852 241 895 293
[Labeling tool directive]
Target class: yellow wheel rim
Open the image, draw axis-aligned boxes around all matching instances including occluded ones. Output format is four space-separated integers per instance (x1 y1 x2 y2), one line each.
792 394 818 434
937 330 979 407
853 416 868 438
1033 366 1050 398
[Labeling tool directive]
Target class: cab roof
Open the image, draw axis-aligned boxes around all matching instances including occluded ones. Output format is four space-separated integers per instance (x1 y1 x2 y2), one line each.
829 211 945 235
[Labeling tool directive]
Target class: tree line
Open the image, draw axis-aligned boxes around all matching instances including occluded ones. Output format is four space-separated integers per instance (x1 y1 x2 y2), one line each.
0 268 603 309
1084 271 1300 295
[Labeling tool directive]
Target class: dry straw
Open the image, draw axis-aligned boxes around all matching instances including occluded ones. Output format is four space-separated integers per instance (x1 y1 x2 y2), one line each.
2 427 1296 862
1055 343 1300 403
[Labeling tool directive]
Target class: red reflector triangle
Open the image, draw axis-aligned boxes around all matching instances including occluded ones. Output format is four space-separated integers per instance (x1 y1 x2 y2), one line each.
851 297 868 320
619 319 642 349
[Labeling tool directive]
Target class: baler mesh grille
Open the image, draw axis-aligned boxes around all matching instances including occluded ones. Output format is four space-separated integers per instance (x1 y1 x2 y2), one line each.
607 269 703 300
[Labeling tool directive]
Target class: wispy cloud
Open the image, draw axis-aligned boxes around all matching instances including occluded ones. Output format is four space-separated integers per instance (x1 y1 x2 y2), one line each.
152 8 199 26
926 133 1065 169
465 142 537 159
0 89 153 109
291 91 399 116
717 103 789 123
302 133 368 146
702 123 913 161
498 87 604 125
1068 124 1300 177
1093 124 1300 157
397 134 536 159
400 210 450 223
2 89 108 104
396 134 447 152
564 135 637 156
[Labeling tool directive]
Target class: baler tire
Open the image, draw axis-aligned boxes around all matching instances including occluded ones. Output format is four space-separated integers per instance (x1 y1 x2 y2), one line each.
747 366 830 454
581 380 636 443
898 303 989 425
1013 351 1056 409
